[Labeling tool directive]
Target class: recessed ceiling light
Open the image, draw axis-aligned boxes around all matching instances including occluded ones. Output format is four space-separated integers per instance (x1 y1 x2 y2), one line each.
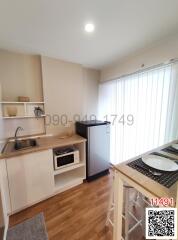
85 23 95 33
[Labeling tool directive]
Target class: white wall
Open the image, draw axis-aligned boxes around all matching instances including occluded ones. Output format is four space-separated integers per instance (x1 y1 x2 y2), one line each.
0 49 43 101
2 118 45 137
101 33 178 81
83 68 100 118
41 56 100 136
0 50 100 147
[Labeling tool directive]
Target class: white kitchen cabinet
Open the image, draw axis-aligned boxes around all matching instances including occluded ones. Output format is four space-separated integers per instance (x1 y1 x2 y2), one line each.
0 159 10 239
6 150 54 213
0 160 11 214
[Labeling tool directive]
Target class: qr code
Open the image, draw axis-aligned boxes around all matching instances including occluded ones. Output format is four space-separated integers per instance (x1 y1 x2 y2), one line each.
146 208 177 239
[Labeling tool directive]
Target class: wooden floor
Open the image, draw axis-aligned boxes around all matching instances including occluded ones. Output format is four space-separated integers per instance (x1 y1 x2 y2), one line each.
10 171 145 240
0 227 4 240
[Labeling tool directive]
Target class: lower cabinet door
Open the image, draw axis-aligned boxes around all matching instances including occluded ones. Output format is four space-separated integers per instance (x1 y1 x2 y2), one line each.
6 149 54 212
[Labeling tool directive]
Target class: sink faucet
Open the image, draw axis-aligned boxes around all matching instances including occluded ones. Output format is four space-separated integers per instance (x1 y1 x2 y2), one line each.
14 126 24 140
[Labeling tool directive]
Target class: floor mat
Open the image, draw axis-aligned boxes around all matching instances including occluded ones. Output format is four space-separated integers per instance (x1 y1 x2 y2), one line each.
7 213 48 240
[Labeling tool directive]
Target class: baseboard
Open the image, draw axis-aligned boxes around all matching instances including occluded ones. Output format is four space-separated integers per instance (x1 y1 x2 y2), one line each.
86 169 109 182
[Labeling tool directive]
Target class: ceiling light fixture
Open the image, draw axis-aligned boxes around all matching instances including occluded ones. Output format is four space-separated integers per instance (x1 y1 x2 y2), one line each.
85 23 95 33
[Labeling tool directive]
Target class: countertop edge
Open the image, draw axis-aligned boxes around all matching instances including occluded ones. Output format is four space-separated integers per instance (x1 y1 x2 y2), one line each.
0 135 87 160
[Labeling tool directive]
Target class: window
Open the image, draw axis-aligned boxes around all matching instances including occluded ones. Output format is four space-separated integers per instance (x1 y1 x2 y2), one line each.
99 63 178 164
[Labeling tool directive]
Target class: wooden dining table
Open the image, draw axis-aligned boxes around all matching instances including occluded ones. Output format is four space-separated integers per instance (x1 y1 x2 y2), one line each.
113 140 178 240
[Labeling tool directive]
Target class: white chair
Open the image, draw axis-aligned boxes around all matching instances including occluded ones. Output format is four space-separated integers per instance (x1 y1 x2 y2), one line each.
106 180 143 240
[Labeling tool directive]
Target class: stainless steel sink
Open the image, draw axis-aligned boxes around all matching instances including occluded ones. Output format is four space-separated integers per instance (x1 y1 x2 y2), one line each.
14 139 38 151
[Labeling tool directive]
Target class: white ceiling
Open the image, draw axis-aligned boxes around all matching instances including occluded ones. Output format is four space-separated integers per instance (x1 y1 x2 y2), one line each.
0 0 178 69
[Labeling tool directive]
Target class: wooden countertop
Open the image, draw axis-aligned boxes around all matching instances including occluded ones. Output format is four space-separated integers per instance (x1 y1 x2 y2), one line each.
114 140 178 199
0 134 87 159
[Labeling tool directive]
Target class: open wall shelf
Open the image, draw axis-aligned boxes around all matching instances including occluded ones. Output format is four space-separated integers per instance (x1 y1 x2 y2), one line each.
2 115 46 119
53 141 86 194
0 102 45 104
54 167 85 193
0 102 45 119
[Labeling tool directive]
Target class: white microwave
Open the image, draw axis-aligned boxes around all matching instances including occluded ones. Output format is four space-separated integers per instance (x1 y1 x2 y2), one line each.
53 146 80 170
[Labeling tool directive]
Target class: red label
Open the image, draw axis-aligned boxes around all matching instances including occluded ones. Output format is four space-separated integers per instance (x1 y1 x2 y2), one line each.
150 197 174 207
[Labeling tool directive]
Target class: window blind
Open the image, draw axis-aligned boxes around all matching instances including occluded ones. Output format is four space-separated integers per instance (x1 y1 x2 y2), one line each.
98 62 178 164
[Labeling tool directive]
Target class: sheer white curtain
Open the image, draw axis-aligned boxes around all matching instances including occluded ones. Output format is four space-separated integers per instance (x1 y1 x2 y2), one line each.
98 63 178 164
